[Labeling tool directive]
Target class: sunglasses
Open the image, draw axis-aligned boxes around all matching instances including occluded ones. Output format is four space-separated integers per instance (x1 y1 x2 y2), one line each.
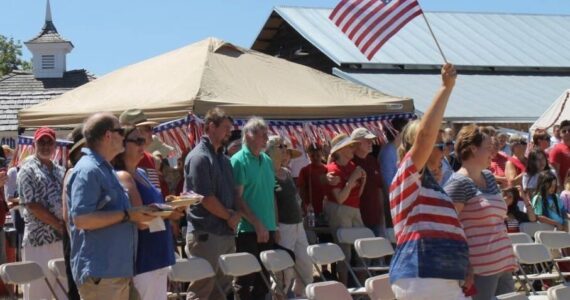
278 144 287 149
110 128 126 136
37 139 55 146
125 138 146 146
434 143 445 151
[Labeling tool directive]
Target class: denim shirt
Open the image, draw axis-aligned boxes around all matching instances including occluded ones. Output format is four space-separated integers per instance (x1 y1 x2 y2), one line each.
67 148 136 285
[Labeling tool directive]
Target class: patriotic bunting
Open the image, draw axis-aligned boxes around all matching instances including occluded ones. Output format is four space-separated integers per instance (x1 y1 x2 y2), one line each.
12 112 414 167
153 113 415 156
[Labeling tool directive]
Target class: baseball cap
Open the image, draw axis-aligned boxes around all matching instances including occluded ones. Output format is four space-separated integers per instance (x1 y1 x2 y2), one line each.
34 127 56 142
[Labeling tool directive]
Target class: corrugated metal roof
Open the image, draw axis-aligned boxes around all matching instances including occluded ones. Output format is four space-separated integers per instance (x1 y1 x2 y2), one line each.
273 6 570 68
333 68 570 122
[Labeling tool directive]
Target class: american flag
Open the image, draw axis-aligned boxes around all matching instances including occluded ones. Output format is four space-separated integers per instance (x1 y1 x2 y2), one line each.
329 0 423 60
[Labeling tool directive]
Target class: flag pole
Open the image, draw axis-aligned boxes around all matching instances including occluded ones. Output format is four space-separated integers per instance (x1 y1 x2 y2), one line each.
421 13 447 63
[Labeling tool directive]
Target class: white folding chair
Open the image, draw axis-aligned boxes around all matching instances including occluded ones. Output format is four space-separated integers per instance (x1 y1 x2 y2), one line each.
364 274 395 300
547 284 570 299
336 227 375 285
535 231 570 263
513 243 564 294
306 243 366 295
520 223 556 240
305 281 352 300
0 261 58 300
354 237 393 277
218 252 274 300
47 258 67 296
167 257 224 299
496 292 529 299
510 232 534 245
260 249 307 297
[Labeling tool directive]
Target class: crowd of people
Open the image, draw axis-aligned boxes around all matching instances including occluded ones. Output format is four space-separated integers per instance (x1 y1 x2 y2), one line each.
0 64 568 300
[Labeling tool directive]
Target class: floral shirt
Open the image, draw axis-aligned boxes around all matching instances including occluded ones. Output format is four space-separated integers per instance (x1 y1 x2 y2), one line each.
17 156 65 247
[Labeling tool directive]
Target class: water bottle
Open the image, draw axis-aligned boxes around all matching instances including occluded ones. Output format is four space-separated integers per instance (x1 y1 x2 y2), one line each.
307 204 316 228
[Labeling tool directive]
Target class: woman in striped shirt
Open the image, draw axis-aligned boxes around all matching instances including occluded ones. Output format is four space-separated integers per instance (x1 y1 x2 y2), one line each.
389 64 471 300
445 127 517 300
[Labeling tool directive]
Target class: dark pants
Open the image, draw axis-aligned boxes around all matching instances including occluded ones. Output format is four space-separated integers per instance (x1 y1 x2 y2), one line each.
234 231 275 300
63 230 80 300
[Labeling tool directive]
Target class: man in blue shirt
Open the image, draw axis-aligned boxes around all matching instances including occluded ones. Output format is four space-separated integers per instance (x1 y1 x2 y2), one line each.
67 112 154 300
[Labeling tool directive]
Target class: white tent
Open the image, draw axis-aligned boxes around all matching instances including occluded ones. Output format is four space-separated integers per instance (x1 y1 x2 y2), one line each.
531 90 570 131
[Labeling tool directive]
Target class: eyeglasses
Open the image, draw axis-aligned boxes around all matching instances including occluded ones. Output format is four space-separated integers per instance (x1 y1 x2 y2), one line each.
110 128 125 136
445 141 455 146
125 138 146 146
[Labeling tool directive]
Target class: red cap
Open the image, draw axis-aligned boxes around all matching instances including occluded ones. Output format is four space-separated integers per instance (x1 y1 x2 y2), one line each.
34 127 56 142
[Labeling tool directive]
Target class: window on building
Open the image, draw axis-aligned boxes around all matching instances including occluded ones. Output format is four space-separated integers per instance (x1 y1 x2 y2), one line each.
41 55 55 69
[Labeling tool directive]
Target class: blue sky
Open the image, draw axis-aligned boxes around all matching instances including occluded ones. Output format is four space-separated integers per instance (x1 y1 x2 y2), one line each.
2 0 569 76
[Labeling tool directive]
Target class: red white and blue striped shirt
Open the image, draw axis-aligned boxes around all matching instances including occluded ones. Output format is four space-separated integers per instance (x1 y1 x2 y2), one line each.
389 154 469 283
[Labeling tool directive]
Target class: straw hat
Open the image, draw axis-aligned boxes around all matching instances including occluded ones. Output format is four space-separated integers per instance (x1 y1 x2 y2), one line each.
119 109 159 127
146 135 174 157
329 133 360 156
284 139 302 159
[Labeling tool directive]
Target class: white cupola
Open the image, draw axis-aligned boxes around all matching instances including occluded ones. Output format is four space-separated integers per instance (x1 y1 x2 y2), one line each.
24 0 74 79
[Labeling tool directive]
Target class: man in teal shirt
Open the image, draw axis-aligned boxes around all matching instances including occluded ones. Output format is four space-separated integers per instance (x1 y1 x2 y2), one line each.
231 116 277 300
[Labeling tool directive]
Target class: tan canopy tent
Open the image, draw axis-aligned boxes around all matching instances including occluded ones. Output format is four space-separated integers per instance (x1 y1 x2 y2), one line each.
530 90 570 132
19 37 412 128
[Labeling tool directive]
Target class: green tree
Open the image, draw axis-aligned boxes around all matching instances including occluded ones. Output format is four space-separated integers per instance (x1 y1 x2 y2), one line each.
0 35 32 76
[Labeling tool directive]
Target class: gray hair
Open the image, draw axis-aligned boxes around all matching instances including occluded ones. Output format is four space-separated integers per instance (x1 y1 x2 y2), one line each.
242 117 268 144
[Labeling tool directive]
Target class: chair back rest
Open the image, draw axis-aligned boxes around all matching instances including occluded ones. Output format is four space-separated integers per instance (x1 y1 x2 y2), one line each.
519 222 555 239
260 250 295 273
355 237 394 259
336 227 374 244
305 281 352 300
306 243 345 265
513 243 551 264
495 292 529 299
168 257 215 282
218 252 261 277
535 231 570 250
365 274 395 300
385 228 397 244
547 284 570 300
0 262 45 284
47 258 66 279
508 232 533 245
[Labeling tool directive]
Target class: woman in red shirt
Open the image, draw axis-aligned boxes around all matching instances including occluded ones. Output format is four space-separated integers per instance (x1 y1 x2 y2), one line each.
324 133 365 285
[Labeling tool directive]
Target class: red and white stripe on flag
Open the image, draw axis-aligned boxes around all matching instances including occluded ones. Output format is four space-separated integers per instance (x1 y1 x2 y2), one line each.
329 0 423 60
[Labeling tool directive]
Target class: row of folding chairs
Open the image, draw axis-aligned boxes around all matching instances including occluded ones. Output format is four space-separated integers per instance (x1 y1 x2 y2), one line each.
508 228 570 297
497 284 570 300
0 258 66 300
170 250 395 300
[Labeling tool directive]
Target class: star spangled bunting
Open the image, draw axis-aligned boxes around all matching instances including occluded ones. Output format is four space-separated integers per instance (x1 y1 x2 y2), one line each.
329 0 423 60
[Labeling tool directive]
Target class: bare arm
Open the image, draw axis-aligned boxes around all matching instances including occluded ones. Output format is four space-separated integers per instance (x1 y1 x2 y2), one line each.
505 161 523 186
410 64 456 171
234 186 261 226
117 171 143 207
27 203 64 233
234 186 269 242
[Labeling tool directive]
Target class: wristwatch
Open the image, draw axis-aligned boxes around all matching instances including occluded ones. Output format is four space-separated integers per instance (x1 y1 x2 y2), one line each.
122 209 130 223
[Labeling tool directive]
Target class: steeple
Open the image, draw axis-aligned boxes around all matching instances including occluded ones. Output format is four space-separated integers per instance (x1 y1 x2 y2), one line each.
45 0 52 22
25 0 74 79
